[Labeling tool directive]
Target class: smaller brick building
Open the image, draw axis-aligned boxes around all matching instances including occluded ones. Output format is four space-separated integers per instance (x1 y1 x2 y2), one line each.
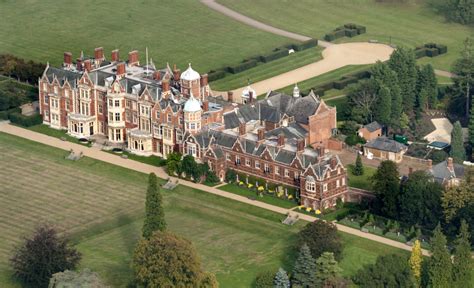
358 121 382 141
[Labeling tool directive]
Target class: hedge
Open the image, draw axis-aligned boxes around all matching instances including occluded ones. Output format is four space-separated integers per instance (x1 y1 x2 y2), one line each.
324 23 366 42
415 43 447 59
227 59 258 74
299 68 372 96
333 76 358 89
208 70 226 82
0 107 21 120
294 39 318 51
426 48 439 57
345 29 358 38
8 112 42 127
259 49 289 63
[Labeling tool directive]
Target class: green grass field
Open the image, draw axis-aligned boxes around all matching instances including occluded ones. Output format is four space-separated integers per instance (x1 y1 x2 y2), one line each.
218 0 474 71
0 0 293 73
0 132 411 287
347 164 377 190
211 47 323 91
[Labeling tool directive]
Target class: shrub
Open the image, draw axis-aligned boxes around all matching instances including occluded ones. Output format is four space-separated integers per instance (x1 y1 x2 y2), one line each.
255 269 276 288
227 59 258 74
437 44 448 54
426 48 439 57
259 49 288 63
351 69 371 80
345 134 365 146
324 33 337 42
9 112 42 127
345 29 358 38
333 76 358 89
225 169 237 183
415 48 427 59
297 221 343 260
294 39 318 51
207 70 226 82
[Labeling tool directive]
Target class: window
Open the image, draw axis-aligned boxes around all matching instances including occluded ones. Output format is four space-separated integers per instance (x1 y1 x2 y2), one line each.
264 163 270 173
108 99 113 107
65 101 70 111
284 169 289 178
114 129 121 141
235 155 240 165
337 168 341 175
342 178 346 186
109 112 113 121
44 95 49 104
65 90 69 98
294 172 300 180
190 123 196 130
54 86 58 94
42 83 47 92
275 166 280 175
98 103 103 114
323 183 328 192
156 111 160 119
255 161 260 169
167 114 172 123
226 153 231 161
245 158 251 166
44 110 49 117
336 179 340 188
126 100 131 108
115 112 120 121
126 111 131 122
115 100 120 107
306 181 316 192
188 145 196 156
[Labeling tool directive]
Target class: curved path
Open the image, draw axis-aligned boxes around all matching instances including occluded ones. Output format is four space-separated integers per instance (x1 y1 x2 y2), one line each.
0 122 429 256
214 42 394 101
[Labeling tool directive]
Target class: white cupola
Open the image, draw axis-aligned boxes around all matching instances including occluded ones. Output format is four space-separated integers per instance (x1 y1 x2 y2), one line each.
181 63 200 81
293 83 300 98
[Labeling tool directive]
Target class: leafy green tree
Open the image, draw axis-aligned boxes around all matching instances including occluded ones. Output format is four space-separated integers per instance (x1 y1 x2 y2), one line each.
469 95 474 147
205 170 220 184
388 48 418 115
431 0 474 25
450 121 466 163
347 79 378 124
273 268 290 288
400 112 410 131
374 84 392 125
142 173 166 238
428 225 453 288
442 181 474 221
297 221 343 261
225 169 237 183
132 231 207 288
353 254 416 288
49 269 106 288
10 224 81 288
199 272 219 288
166 152 182 176
452 220 472 287
409 240 423 286
371 160 400 219
353 153 364 176
452 37 474 119
315 252 342 286
418 64 438 109
182 154 197 178
292 243 317 287
254 269 276 288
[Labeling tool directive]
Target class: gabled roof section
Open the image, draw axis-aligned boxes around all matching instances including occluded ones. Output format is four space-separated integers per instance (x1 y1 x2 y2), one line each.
365 137 407 153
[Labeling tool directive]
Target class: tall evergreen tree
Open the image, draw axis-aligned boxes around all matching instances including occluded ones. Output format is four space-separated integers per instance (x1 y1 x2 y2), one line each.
421 64 438 109
353 153 364 176
374 85 392 125
391 85 403 129
315 252 342 285
452 37 474 119
371 160 400 218
429 225 453 288
388 48 418 115
450 121 466 164
142 173 166 238
452 220 472 286
292 243 317 287
409 240 423 286
273 268 290 288
469 95 474 147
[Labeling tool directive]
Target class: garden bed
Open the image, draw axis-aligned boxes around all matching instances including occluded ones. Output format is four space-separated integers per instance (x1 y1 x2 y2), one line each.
219 183 297 209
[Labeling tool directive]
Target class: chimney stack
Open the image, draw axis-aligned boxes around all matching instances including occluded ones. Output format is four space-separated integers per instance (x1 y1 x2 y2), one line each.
249 91 254 103
63 52 72 67
278 133 285 147
447 157 454 171
76 58 83 71
128 50 139 66
94 47 104 61
116 62 126 77
316 146 325 156
239 122 246 136
203 101 209 112
330 156 338 169
162 79 170 92
153 70 161 81
257 128 265 143
227 91 234 103
200 74 208 86
83 59 92 72
297 138 305 152
111 49 120 62
427 159 433 170
173 64 181 81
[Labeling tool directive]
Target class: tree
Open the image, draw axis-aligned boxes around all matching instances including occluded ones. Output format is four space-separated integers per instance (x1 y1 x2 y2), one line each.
182 154 197 178
199 272 219 288
49 269 106 288
469 94 474 147
297 221 343 261
450 121 466 163
205 170 220 184
353 254 415 288
273 268 290 288
417 64 438 109
452 38 474 119
399 112 410 131
371 160 400 218
452 220 472 287
142 173 166 239
255 269 276 288
374 84 392 125
292 243 317 287
353 153 364 176
388 48 418 115
225 169 237 183
166 152 182 176
409 240 423 286
347 80 378 124
315 252 342 286
442 181 474 221
10 224 81 287
428 225 453 288
132 231 207 288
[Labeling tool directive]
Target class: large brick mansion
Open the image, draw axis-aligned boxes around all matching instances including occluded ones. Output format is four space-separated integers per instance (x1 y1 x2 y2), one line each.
38 47 350 209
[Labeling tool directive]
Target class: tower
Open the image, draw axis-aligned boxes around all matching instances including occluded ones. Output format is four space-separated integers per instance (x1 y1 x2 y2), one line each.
293 83 300 98
180 63 201 100
183 92 202 134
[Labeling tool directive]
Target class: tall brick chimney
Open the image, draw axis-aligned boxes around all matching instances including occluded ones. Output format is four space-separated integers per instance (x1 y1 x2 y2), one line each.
83 59 92 72
162 79 170 93
316 146 325 156
257 128 265 143
297 138 305 152
447 157 454 171
203 101 209 112
249 91 254 103
76 58 83 71
63 52 72 67
173 64 181 81
111 49 120 62
128 50 139 66
94 47 104 61
153 70 161 81
116 62 126 77
200 74 208 86
330 156 338 169
239 122 246 136
227 91 234 103
278 133 285 147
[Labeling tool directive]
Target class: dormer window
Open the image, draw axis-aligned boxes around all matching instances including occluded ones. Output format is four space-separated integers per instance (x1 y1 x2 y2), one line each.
132 84 141 95
105 76 114 87
54 86 58 94
305 176 316 192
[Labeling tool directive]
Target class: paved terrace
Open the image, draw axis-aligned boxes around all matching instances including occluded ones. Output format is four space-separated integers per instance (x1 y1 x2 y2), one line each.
0 122 429 256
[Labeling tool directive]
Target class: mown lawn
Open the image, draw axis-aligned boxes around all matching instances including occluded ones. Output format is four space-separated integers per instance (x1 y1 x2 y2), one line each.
218 0 474 71
347 164 377 191
211 47 323 91
0 132 411 287
0 0 292 73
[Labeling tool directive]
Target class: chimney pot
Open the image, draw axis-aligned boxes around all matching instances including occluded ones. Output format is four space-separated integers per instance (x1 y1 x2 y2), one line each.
330 156 337 169
84 60 92 72
153 70 161 81
94 47 104 60
239 123 246 136
227 91 234 103
162 79 170 92
257 128 265 142
447 157 454 170
297 139 305 152
116 62 126 77
249 91 254 103
128 50 139 66
173 67 181 81
76 58 83 71
63 52 72 66
111 49 120 62
200 74 208 86
278 133 285 147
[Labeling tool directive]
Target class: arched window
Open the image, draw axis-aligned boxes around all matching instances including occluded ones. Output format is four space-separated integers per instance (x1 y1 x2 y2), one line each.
305 176 316 192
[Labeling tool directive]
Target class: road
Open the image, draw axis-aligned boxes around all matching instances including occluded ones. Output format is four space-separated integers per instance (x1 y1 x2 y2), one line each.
0 122 429 256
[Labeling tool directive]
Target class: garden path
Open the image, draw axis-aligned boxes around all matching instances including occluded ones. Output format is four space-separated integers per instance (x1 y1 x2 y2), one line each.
0 122 430 256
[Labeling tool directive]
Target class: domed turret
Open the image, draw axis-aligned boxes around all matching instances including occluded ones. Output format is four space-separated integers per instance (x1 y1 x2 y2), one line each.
183 92 202 113
241 85 256 104
181 63 200 81
183 92 202 134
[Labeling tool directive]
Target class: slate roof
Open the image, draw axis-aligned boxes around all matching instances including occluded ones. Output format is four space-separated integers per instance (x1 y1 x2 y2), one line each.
362 121 382 132
261 91 321 124
365 137 407 153
311 155 342 178
430 160 465 184
224 112 241 129
44 67 81 87
275 149 297 164
265 123 308 140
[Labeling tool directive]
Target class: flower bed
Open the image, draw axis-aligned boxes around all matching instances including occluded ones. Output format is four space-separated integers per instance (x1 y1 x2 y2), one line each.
219 183 297 209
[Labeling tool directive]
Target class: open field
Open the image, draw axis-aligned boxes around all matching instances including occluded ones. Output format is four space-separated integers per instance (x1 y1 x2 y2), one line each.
347 164 377 191
211 47 323 91
0 0 293 73
0 132 412 287
218 0 474 71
